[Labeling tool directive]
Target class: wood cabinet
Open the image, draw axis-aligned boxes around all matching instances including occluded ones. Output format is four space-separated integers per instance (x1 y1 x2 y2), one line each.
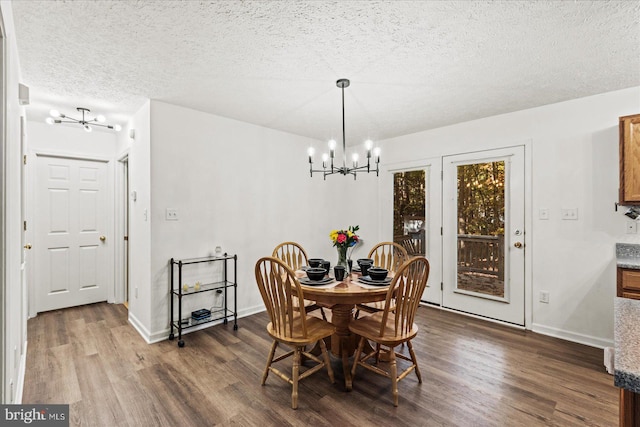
620 114 640 205
618 268 640 300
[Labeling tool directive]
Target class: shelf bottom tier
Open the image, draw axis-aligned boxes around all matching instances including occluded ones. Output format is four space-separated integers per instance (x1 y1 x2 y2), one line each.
172 309 236 330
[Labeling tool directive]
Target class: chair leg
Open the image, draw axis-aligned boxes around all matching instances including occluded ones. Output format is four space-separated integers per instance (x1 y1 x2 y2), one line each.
292 346 301 409
354 309 360 319
262 340 278 385
374 342 381 364
407 340 422 383
351 336 366 379
321 307 327 321
319 338 334 383
389 347 399 407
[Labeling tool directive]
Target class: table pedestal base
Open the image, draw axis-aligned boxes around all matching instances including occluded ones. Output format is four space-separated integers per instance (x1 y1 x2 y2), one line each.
329 304 357 390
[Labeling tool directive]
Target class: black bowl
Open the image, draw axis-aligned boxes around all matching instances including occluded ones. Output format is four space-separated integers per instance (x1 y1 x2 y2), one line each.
368 267 388 281
306 267 327 281
308 258 324 268
357 258 373 267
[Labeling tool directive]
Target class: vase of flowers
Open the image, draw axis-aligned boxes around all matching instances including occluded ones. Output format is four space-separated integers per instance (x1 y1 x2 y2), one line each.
329 225 359 270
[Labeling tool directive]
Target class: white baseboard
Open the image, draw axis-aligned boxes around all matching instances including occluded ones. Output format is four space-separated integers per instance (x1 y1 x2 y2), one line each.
132 304 267 344
423 303 612 350
128 311 153 344
14 339 27 403
433 304 526 330
531 323 613 349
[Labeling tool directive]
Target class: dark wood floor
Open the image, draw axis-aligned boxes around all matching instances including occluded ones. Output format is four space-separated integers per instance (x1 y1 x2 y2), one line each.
23 303 617 426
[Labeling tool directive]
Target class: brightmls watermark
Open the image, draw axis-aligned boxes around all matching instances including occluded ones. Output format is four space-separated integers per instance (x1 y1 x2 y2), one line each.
2 405 68 426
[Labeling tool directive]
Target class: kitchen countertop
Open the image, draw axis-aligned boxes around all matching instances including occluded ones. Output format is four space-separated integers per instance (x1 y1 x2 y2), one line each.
617 243 640 270
615 243 640 392
615 297 640 392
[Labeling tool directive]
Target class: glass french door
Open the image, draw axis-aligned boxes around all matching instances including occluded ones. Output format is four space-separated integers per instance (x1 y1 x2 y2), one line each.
442 146 525 325
393 169 426 257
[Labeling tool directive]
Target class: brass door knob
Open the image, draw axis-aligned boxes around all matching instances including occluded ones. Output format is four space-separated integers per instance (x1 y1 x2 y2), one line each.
514 242 523 248
99 235 106 242
24 244 32 250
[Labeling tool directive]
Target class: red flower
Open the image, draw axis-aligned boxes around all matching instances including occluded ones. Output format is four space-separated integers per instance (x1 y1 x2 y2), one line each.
337 234 347 244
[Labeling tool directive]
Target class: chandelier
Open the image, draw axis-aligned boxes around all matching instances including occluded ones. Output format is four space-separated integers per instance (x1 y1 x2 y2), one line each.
307 79 380 180
45 107 122 132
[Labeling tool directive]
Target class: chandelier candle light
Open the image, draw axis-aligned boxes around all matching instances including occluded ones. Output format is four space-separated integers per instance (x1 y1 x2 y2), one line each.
45 107 122 133
308 79 381 180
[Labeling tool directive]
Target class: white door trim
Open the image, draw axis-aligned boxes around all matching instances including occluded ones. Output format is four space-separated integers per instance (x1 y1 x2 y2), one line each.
28 150 116 316
114 151 129 304
0 16 6 403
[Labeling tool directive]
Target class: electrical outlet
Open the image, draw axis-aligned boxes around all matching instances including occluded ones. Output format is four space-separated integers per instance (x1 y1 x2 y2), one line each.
627 220 637 234
561 208 578 220
539 290 550 304
166 208 178 221
539 208 549 220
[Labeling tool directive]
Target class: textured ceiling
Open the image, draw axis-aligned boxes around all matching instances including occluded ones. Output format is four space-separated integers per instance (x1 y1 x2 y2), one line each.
11 0 640 143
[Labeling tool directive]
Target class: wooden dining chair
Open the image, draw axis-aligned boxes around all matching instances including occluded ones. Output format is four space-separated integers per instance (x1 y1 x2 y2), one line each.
349 256 430 406
272 241 309 271
355 242 409 318
272 241 328 320
368 241 409 272
255 256 335 409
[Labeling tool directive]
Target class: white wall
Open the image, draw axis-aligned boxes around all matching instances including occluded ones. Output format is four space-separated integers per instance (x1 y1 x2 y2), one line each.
134 100 378 340
27 121 117 156
123 101 153 339
0 0 26 403
380 86 640 347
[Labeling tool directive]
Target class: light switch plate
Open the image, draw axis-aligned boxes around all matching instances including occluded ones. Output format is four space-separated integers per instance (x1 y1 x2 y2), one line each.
627 220 637 234
539 208 549 220
540 290 550 303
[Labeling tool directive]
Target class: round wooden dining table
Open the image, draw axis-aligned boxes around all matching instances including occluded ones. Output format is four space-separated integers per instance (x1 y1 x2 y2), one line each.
299 273 390 391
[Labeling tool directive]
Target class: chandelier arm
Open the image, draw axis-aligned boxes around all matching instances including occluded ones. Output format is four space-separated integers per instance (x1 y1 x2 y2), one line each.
46 107 120 132
90 123 114 129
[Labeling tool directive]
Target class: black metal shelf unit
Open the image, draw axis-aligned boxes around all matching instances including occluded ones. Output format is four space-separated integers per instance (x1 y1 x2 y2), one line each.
169 254 238 347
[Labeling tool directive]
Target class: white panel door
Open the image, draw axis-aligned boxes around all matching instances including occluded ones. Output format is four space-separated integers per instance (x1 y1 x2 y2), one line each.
442 146 525 325
35 155 109 312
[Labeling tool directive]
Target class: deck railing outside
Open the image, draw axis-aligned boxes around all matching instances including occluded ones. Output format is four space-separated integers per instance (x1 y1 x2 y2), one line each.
394 231 425 256
457 234 504 281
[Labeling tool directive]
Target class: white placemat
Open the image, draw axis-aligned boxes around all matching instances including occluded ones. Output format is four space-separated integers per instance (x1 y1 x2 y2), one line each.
302 280 339 289
357 281 390 290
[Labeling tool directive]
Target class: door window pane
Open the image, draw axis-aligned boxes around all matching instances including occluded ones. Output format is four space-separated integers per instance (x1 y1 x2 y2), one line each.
456 161 505 297
393 170 426 256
